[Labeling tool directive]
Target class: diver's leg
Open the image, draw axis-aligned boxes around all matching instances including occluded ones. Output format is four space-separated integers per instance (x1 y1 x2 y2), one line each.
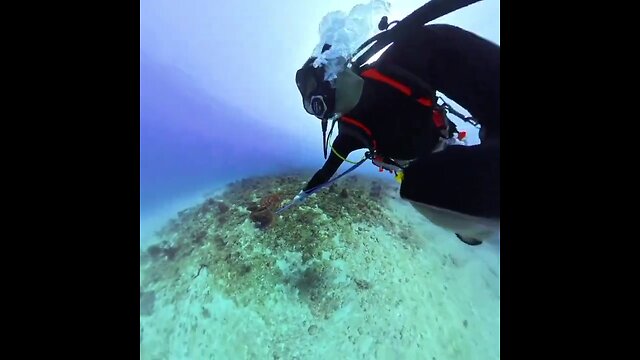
400 142 500 244
406 199 499 245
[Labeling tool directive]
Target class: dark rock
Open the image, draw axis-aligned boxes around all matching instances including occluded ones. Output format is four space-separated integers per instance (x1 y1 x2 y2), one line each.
354 278 371 290
308 325 318 335
217 201 229 213
163 246 179 260
202 308 211 318
193 230 207 244
238 264 252 276
213 235 227 250
370 184 382 199
147 245 163 259
250 208 274 229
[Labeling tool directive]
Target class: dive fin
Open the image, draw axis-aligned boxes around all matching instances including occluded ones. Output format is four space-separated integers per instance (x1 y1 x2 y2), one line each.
455 233 482 246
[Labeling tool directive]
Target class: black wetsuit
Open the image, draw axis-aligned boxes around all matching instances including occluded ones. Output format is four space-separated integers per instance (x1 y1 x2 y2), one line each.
303 24 500 219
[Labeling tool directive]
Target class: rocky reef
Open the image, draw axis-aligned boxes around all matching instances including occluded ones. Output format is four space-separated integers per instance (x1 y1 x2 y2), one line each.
139 173 417 319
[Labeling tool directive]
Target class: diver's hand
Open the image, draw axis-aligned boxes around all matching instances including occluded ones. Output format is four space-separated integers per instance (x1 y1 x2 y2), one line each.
291 190 310 205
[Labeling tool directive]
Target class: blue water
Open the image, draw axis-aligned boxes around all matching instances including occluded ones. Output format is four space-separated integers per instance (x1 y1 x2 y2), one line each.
141 54 303 214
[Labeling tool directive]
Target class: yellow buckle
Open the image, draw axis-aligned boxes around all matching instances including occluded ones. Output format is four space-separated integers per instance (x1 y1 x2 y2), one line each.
394 171 404 183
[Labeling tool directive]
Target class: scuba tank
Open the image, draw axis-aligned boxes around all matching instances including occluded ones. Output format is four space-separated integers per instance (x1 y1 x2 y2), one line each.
350 0 484 70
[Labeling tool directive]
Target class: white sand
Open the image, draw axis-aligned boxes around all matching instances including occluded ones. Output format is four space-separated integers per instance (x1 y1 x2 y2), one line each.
140 188 500 360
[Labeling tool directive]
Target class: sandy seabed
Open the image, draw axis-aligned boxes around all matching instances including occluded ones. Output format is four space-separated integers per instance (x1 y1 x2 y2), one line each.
140 173 499 360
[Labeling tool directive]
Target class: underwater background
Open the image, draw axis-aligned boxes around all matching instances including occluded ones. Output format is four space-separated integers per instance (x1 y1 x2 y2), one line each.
140 0 500 359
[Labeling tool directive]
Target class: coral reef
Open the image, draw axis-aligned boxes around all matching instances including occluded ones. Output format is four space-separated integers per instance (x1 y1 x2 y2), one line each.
140 173 411 319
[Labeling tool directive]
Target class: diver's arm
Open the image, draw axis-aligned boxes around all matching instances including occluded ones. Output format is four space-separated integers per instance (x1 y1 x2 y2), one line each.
302 134 363 192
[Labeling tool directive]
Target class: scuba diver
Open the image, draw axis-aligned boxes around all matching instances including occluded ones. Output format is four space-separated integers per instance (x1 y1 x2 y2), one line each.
288 0 499 245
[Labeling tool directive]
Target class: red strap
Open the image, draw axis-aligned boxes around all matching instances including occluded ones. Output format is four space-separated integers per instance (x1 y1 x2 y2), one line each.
361 68 411 95
417 98 433 107
341 116 377 150
361 68 433 107
432 109 445 128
